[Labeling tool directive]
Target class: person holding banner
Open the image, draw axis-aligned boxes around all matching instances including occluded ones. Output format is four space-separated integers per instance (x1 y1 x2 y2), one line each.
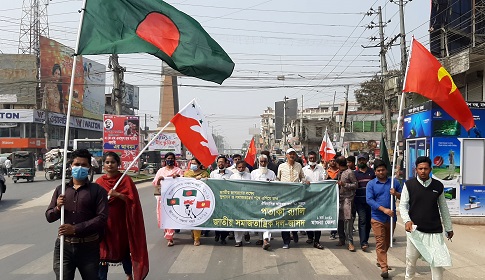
183 158 209 246
210 155 233 244
153 152 184 247
251 154 276 250
335 156 358 252
96 152 149 280
45 149 108 280
277 148 306 249
303 151 326 250
229 160 252 247
366 159 401 279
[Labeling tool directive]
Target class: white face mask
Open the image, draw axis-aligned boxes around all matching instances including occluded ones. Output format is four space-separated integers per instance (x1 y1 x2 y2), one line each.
309 161 317 166
259 166 268 174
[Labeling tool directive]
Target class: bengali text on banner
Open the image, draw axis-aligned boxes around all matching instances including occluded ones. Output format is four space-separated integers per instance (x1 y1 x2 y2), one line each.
159 178 338 231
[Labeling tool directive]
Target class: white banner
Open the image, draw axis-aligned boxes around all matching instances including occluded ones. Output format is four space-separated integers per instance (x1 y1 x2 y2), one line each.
49 112 103 131
0 109 34 122
148 132 181 155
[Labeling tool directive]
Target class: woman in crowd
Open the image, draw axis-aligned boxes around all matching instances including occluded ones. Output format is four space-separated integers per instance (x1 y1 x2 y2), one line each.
96 152 148 280
183 157 209 246
153 152 184 246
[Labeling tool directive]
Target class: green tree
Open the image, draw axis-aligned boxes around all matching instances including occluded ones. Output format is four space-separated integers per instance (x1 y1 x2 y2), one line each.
354 70 400 111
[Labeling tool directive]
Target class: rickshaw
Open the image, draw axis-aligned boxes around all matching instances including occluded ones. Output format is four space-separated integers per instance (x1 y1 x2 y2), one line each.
11 151 36 183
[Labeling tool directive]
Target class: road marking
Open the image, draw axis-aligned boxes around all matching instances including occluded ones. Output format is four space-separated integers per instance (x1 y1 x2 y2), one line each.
301 247 351 275
168 244 214 273
0 244 33 260
357 247 408 277
11 252 52 274
242 246 279 274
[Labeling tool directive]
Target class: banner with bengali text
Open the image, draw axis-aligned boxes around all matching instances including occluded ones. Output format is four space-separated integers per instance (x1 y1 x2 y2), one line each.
103 114 140 171
159 178 338 231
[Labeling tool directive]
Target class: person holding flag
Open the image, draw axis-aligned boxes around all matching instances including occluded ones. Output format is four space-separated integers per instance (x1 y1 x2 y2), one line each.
153 152 184 247
97 152 148 280
366 159 401 279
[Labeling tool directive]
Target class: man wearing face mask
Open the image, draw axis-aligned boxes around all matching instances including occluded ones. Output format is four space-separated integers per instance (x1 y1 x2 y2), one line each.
210 155 233 244
354 153 375 252
46 149 108 280
251 154 276 250
303 151 326 250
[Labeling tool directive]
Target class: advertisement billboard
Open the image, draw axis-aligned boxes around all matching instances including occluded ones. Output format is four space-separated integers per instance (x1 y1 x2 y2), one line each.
40 36 84 116
83 58 106 120
0 54 37 105
123 83 140 109
103 115 140 171
148 132 181 156
460 186 485 216
403 111 432 139
431 137 461 215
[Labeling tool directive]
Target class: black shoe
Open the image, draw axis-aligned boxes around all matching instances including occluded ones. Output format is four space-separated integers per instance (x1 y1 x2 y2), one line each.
314 242 324 250
174 229 180 233
380 271 389 279
244 233 250 242
306 239 314 244
235 241 242 247
255 240 263 245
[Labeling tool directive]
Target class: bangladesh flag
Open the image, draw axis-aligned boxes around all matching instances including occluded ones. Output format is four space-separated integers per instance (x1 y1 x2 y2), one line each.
78 0 235 84
183 189 197 197
167 198 180 206
196 200 211 208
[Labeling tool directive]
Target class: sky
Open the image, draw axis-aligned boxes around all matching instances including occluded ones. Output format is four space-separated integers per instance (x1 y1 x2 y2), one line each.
0 0 431 150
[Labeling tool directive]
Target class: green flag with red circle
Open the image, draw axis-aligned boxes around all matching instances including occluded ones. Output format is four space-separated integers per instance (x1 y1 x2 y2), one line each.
78 0 234 84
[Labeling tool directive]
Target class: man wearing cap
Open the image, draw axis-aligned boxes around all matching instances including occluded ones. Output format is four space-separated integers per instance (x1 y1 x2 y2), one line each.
277 148 306 249
354 152 375 251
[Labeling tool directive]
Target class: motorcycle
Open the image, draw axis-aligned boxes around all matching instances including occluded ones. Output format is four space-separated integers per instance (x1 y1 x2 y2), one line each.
45 163 72 181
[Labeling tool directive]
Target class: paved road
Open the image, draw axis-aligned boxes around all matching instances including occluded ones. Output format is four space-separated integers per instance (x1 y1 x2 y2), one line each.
1 179 485 280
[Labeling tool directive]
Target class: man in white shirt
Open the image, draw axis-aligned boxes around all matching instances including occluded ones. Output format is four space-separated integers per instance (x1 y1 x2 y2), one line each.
251 154 276 182
302 151 326 249
251 154 275 250
209 155 233 244
4 157 11 177
399 156 453 280
89 156 99 182
230 160 251 247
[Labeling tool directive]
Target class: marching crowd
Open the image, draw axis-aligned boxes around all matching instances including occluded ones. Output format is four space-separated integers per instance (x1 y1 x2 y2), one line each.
44 147 453 280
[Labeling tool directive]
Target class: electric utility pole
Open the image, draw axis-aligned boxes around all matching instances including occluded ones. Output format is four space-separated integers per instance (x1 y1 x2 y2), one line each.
378 6 393 149
282 96 289 151
364 6 393 149
109 54 125 115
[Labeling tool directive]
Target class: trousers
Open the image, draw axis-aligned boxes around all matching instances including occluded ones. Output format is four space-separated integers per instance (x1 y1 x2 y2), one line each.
53 238 100 280
405 237 444 280
371 219 395 272
337 218 354 244
306 231 322 243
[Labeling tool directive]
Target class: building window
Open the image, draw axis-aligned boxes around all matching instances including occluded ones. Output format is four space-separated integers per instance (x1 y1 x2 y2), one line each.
316 127 323 138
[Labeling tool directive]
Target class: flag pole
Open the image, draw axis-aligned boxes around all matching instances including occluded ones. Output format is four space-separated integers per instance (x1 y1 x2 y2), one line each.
390 37 413 248
110 121 171 195
324 127 328 161
59 0 87 278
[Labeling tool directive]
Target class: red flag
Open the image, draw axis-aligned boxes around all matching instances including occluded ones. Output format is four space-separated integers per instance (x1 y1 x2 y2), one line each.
404 38 475 131
196 200 211 208
244 138 257 167
319 130 336 162
170 99 218 167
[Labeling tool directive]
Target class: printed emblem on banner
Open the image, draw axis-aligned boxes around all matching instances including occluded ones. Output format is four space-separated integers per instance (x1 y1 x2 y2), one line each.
104 119 114 130
162 179 215 226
